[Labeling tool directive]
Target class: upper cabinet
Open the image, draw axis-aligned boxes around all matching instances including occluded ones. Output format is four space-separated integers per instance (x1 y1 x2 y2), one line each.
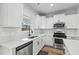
35 15 53 29
40 16 47 29
46 17 53 28
0 3 23 27
34 15 41 29
34 13 79 29
65 14 79 28
53 14 79 29
53 14 65 24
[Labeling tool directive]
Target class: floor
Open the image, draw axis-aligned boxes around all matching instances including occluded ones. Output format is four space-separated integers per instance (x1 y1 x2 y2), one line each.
38 45 65 55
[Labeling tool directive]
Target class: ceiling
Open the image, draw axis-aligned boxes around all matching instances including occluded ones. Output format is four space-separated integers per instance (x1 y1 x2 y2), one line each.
25 3 79 15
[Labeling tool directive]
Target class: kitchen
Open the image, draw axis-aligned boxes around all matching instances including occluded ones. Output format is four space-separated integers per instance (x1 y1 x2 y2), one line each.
0 3 79 55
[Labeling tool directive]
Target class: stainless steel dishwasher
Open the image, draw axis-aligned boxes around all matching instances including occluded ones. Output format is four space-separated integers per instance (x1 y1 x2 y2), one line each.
16 41 33 55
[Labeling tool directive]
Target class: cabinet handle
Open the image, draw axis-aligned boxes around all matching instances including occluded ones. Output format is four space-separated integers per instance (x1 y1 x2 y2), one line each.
37 41 39 45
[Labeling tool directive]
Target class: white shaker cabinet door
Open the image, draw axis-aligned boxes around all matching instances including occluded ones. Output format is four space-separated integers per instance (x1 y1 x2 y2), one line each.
35 15 41 29
44 35 53 46
41 38 44 47
65 14 78 28
33 39 40 55
39 38 43 51
41 16 47 29
0 3 23 27
46 17 53 29
53 14 65 24
33 37 45 55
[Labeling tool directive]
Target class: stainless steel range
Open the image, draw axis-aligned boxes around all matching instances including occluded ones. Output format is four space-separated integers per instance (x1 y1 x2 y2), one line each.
53 21 67 50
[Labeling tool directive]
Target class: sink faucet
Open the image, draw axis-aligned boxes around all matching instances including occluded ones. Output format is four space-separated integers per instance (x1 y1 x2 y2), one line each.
28 26 33 37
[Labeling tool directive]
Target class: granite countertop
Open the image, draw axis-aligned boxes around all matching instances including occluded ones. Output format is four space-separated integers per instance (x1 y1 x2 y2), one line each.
63 39 79 55
0 34 46 49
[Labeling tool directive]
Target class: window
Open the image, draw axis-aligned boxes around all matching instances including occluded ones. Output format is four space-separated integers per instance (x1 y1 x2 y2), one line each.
22 16 31 31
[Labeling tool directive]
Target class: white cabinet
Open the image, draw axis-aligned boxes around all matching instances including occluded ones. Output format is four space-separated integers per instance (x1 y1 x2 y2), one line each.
35 15 41 29
46 17 53 28
53 14 79 29
39 37 45 50
44 34 53 46
33 36 45 55
33 34 54 55
35 15 54 29
33 38 41 55
40 16 54 29
33 38 39 55
35 15 47 29
0 3 23 27
65 14 79 28
40 16 47 28
41 38 45 47
53 14 65 24
0 46 16 55
64 45 70 55
35 13 79 29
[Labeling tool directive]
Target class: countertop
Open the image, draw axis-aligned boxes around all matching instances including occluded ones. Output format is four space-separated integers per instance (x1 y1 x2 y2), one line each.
63 39 79 55
0 38 33 49
0 34 45 49
67 35 79 40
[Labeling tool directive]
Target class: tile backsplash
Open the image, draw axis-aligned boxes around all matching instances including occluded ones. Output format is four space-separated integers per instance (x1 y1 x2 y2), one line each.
34 29 54 34
0 27 79 43
0 27 29 43
34 28 79 37
66 29 78 36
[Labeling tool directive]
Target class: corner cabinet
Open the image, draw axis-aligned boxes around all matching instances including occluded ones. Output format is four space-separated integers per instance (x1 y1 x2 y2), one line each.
0 3 23 27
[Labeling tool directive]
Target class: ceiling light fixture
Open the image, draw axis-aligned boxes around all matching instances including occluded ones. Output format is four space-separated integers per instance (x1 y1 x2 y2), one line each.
37 3 40 6
50 4 54 6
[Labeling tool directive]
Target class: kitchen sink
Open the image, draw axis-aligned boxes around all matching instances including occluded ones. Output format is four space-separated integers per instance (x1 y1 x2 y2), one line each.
28 36 38 39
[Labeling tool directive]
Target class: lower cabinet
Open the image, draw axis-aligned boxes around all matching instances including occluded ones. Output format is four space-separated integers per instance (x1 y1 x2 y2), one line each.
64 45 70 55
44 34 54 46
33 36 45 55
33 39 40 55
33 34 54 55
